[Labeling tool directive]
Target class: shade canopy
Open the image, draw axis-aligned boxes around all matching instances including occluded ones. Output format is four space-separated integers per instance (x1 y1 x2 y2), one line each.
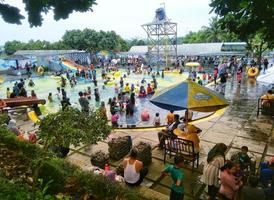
150 80 229 112
185 62 200 67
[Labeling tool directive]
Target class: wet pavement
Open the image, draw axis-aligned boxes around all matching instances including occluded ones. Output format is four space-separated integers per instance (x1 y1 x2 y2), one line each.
16 74 274 199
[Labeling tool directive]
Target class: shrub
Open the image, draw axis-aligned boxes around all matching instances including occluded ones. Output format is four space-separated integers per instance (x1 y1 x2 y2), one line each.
0 127 49 159
33 158 80 194
108 136 131 161
35 159 67 194
77 171 142 200
0 121 149 200
134 142 152 166
90 151 109 169
0 174 56 200
0 113 10 125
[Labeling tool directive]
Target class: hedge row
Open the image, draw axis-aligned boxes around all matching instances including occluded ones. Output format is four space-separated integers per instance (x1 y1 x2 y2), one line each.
0 125 148 200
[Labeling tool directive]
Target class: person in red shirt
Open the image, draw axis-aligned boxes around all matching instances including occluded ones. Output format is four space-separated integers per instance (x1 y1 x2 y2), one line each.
236 69 242 84
213 67 218 84
147 83 153 94
202 72 207 85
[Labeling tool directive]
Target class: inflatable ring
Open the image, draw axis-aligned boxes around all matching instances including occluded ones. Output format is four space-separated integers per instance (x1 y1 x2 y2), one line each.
113 71 121 78
0 76 4 84
164 70 180 74
106 81 115 86
50 75 62 80
37 66 44 75
138 93 147 98
248 67 259 77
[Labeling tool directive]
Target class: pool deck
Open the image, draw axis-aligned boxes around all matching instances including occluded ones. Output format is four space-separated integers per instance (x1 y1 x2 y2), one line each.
14 75 274 200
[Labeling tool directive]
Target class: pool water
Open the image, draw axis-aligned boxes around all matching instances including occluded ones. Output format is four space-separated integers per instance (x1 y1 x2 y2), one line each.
0 69 209 127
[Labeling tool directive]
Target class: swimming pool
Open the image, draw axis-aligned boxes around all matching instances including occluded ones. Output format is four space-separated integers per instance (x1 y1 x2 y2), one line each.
0 69 211 127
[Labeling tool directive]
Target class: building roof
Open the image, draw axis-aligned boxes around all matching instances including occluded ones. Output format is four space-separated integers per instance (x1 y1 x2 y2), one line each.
128 42 247 56
3 55 30 60
14 50 84 56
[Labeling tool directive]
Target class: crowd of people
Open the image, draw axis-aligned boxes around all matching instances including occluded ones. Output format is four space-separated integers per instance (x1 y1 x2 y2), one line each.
5 78 35 98
2 55 274 200
153 107 274 200
201 143 274 200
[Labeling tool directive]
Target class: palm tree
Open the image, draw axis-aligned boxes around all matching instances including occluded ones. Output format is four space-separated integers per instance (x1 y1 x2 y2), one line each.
202 17 223 42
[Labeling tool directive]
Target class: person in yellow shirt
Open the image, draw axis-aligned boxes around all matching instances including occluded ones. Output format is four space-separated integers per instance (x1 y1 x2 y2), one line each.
174 124 201 153
48 92 53 103
6 87 11 98
167 110 175 125
124 83 130 93
261 90 274 106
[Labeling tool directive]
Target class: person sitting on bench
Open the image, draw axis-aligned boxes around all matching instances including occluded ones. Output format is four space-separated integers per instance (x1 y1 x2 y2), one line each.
158 114 181 149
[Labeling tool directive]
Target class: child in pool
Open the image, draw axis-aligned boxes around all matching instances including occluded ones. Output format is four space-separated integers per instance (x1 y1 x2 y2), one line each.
131 84 135 92
139 86 146 96
94 88 100 102
48 93 53 103
28 79 35 87
114 84 119 93
6 87 11 98
237 69 242 83
87 86 92 100
124 83 130 93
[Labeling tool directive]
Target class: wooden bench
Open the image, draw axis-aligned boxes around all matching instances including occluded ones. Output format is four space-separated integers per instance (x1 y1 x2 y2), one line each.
163 134 199 168
257 98 274 117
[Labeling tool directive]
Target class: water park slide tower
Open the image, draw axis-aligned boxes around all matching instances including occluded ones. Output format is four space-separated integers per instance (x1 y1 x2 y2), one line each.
142 6 177 66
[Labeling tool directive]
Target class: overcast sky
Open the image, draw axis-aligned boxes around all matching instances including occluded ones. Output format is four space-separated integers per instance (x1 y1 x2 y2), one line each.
0 0 214 45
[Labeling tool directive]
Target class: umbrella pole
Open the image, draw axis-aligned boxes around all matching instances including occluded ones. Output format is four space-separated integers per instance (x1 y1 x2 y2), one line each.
185 109 189 125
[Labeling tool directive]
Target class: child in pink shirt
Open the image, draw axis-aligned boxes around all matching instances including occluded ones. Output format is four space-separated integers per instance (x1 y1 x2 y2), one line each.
219 162 243 200
111 112 119 128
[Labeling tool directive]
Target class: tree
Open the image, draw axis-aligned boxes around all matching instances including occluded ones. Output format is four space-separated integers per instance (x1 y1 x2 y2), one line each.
4 40 24 55
62 29 129 52
182 30 208 43
3 29 129 54
4 39 72 54
129 39 147 46
210 0 274 65
0 0 97 27
202 17 223 42
38 107 112 150
182 17 239 44
49 41 70 50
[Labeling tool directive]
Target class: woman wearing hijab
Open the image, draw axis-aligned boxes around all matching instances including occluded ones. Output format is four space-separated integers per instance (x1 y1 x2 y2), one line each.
202 143 227 200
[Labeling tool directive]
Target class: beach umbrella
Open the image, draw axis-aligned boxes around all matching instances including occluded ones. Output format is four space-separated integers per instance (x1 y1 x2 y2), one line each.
185 62 200 67
150 80 229 113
